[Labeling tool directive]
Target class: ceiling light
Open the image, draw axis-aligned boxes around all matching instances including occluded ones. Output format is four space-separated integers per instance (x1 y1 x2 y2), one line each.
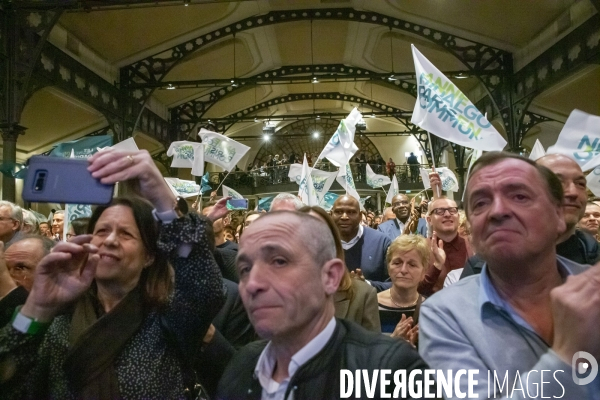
263 134 270 141
454 73 468 79
184 0 190 6
312 132 319 138
311 76 319 84
315 115 321 120
166 83 176 90
254 117 259 122
230 79 239 88
370 113 376 118
387 74 398 81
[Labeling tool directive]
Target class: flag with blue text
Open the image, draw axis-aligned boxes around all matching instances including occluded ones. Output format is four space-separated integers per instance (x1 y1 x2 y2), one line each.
298 154 319 206
385 175 399 205
336 163 360 202
198 128 250 171
164 178 201 198
222 184 243 200
288 163 337 201
411 44 506 151
546 110 600 170
366 163 391 188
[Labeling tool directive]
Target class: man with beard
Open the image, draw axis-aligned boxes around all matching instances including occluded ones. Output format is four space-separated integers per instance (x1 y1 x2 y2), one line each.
378 194 427 240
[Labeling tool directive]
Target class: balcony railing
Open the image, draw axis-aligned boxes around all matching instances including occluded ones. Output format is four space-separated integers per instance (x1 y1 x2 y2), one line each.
208 162 428 191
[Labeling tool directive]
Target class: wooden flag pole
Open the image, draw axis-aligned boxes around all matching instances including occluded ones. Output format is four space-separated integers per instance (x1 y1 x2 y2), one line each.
214 169 233 195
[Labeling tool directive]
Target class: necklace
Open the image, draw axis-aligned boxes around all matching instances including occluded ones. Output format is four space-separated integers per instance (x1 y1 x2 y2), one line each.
389 288 419 308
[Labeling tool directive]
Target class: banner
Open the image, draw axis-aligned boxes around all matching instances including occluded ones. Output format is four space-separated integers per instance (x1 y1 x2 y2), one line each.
222 184 243 200
366 163 391 188
164 178 201 198
198 128 250 171
319 192 339 211
420 167 460 192
298 154 319 206
546 110 600 170
50 135 113 158
288 163 338 201
411 44 506 151
385 175 399 205
199 172 212 193
529 139 546 161
586 167 600 197
336 163 360 202
317 108 361 167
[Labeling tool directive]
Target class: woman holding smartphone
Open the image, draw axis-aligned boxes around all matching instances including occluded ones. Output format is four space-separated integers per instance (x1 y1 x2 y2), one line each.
1 149 224 399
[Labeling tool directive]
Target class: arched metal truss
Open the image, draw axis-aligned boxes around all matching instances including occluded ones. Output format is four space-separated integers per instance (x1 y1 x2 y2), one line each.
252 118 382 167
190 91 444 167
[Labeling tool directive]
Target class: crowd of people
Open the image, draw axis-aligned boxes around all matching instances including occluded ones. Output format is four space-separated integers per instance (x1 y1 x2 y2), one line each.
0 149 599 399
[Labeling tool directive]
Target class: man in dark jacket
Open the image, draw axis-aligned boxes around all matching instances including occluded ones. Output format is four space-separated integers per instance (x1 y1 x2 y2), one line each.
217 211 431 399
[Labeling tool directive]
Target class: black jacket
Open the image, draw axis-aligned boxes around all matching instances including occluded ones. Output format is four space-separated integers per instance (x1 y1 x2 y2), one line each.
216 319 431 400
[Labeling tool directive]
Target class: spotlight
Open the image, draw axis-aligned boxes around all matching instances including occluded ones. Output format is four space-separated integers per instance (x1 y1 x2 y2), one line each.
166 83 176 90
312 131 319 138
387 74 398 81
370 113 376 118
263 134 270 141
311 76 319 84
230 79 239 87
184 0 190 6
315 115 321 120
454 73 468 79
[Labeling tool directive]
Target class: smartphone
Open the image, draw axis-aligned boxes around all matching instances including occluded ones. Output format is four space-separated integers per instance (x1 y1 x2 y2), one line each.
226 198 249 210
22 156 114 205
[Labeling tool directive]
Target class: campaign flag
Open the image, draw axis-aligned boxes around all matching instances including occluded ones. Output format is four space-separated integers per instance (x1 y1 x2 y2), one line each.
50 135 113 158
164 178 201 198
366 163 391 188
411 45 506 151
198 128 250 171
359 196 371 210
288 163 337 201
586 167 600 196
420 167 460 192
529 139 546 161
319 192 339 211
167 141 202 168
63 204 93 241
317 108 361 167
298 155 319 206
111 137 139 152
336 163 360 202
199 172 212 193
222 184 243 200
385 175 399 205
258 196 274 212
191 144 205 176
546 110 600 170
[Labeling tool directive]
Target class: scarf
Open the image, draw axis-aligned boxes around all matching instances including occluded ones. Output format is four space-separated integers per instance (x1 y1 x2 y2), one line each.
64 286 145 399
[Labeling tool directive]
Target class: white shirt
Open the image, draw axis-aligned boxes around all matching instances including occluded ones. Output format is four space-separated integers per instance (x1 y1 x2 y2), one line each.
443 268 464 288
395 218 406 234
340 225 364 250
254 318 336 400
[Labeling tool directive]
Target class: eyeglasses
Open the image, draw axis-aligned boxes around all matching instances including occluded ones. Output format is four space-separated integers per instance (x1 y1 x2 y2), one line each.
66 233 75 240
430 207 459 216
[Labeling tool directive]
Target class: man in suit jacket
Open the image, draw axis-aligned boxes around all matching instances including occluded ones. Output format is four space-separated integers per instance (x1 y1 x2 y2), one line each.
332 196 391 292
378 194 427 241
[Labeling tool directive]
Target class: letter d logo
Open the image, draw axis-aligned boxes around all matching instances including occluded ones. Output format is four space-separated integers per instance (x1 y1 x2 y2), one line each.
572 351 598 385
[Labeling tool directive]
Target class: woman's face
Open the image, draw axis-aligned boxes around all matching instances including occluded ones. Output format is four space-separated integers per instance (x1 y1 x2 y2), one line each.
91 205 153 291
388 249 425 291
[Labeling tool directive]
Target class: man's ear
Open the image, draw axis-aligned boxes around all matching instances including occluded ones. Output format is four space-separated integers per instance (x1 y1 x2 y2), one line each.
321 258 345 295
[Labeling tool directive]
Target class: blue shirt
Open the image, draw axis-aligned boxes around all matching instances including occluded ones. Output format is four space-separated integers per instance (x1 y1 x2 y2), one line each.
419 256 600 399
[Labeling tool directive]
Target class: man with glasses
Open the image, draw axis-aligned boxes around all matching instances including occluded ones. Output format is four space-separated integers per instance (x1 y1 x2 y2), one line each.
0 201 23 247
378 194 427 241
417 197 472 297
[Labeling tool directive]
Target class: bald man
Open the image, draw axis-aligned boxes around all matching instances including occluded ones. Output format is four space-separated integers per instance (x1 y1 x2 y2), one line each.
331 196 392 292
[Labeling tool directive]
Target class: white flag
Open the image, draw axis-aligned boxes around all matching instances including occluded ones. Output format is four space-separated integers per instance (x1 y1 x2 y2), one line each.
411 44 506 151
298 155 319 206
164 178 201 198
288 163 337 201
385 175 400 205
529 139 546 161
222 184 243 200
317 108 361 167
336 163 360 202
546 110 600 170
586 167 600 196
365 163 391 188
198 128 250 171
420 167 460 192
167 141 202 168
111 137 139 152
191 144 204 176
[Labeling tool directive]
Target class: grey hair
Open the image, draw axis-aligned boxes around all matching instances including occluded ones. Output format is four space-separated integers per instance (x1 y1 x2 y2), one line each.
6 234 55 255
269 193 304 211
0 201 23 226
22 210 40 234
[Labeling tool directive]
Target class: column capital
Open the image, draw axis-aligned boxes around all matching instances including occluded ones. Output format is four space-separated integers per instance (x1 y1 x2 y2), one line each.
0 124 26 141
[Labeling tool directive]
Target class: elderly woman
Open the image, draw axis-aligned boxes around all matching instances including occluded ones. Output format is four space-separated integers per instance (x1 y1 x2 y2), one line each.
378 234 442 345
1 150 224 399
299 206 381 332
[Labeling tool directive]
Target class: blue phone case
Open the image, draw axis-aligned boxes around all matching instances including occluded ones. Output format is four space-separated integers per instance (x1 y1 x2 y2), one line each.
22 156 114 205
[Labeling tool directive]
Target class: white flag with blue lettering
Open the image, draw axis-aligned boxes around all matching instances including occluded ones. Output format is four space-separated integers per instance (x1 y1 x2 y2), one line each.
337 163 360 202
222 184 243 200
317 108 361 167
288 163 337 201
198 128 250 171
298 155 319 206
546 110 600 170
411 44 506 151
385 175 399 205
366 163 391 188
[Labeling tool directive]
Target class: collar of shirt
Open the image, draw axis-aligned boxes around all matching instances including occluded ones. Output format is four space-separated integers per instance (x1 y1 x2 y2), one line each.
341 224 364 250
394 218 406 233
254 318 337 398
478 256 573 334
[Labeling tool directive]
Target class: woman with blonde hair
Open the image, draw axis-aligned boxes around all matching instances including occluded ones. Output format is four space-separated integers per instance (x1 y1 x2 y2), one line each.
298 206 381 332
378 234 435 345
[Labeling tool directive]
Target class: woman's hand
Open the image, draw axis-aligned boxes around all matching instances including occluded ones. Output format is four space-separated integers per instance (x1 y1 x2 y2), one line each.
431 232 446 270
88 149 175 213
20 235 99 322
407 324 419 346
391 314 413 340
207 197 232 222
